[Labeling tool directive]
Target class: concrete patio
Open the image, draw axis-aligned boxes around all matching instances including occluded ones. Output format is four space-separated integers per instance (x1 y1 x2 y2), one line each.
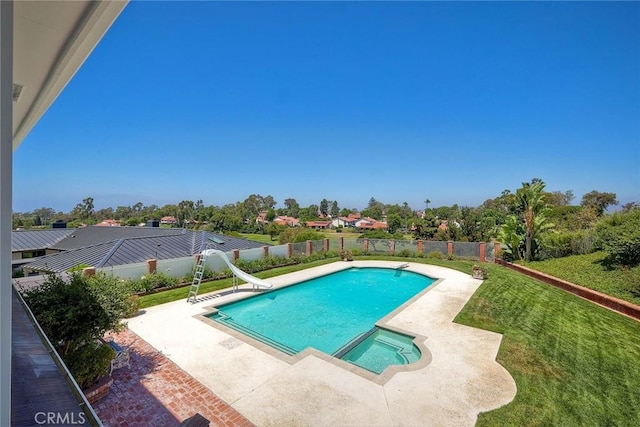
126 261 517 426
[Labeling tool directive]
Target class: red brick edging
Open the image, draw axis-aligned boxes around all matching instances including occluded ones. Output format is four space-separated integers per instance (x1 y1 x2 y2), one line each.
95 329 255 427
495 259 640 321
84 374 113 404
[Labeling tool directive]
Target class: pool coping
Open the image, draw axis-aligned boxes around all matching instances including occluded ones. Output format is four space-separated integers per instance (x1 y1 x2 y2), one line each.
195 263 438 385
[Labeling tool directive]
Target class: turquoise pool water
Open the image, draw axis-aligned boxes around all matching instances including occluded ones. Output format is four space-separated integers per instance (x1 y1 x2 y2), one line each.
340 328 422 374
208 267 434 373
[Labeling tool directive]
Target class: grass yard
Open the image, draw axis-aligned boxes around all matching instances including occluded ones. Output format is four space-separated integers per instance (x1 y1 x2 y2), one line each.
238 233 275 245
524 251 640 306
240 230 412 244
456 263 640 426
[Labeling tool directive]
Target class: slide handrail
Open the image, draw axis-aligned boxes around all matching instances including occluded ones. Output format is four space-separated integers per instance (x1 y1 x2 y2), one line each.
202 249 273 289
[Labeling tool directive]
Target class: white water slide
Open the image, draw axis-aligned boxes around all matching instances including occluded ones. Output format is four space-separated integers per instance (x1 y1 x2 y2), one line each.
201 249 273 290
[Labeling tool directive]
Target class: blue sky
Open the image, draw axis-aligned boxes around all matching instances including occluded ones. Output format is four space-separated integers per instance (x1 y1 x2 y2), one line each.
13 1 640 213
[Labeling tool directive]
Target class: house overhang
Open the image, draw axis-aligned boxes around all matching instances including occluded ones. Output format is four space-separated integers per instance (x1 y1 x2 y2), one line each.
12 0 127 149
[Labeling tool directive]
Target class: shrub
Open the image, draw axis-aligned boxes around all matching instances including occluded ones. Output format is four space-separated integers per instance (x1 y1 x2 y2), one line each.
595 210 640 267
132 272 179 293
183 264 217 284
64 341 114 389
125 295 140 318
427 251 444 259
540 230 595 259
447 253 456 261
397 249 413 258
21 272 130 389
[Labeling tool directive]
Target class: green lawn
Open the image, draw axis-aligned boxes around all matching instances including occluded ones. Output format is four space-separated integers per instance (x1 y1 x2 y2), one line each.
240 230 412 244
238 233 275 245
138 255 640 425
456 263 640 426
523 251 640 306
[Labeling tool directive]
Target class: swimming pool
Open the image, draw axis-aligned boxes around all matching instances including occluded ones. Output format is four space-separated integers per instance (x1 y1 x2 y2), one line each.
207 267 435 373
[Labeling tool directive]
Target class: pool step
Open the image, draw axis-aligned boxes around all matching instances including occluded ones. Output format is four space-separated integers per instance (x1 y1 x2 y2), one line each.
213 312 298 355
333 327 378 359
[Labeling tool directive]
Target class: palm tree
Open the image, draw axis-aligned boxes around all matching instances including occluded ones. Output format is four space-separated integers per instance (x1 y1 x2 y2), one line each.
517 181 548 262
424 199 431 211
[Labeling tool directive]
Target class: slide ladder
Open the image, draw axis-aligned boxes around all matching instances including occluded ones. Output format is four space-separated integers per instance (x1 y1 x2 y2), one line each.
186 250 208 303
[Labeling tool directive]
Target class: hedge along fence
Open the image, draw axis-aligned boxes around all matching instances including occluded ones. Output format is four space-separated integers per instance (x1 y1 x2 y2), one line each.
93 239 498 285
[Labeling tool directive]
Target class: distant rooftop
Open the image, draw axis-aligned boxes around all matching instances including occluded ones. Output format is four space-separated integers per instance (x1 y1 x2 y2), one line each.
11 228 75 252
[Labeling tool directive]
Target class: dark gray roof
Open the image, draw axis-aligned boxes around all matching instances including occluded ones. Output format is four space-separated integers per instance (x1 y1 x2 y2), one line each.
12 229 76 251
50 225 187 250
22 231 267 273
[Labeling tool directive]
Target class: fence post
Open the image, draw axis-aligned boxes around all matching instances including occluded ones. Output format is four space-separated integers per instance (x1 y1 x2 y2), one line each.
147 259 157 274
447 241 453 257
364 238 369 252
389 239 395 256
494 242 501 262
287 243 293 258
417 240 423 255
232 249 240 262
306 240 312 256
479 242 486 263
83 267 96 277
324 238 329 253
339 237 344 252
262 245 269 258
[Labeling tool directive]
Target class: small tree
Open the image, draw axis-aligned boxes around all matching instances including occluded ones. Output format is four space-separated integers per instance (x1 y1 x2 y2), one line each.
515 180 555 262
22 272 133 387
278 228 325 244
581 191 618 216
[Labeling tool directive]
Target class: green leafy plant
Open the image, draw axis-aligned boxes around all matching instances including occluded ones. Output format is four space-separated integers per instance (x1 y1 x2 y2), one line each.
397 249 413 258
131 272 179 293
64 340 114 389
21 272 131 388
595 210 640 268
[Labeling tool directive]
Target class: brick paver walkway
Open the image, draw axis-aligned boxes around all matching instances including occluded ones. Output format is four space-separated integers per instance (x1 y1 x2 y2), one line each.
94 328 254 427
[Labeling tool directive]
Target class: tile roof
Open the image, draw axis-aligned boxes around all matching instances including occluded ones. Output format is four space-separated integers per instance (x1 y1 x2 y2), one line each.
21 230 266 274
306 221 332 227
12 229 76 251
273 216 300 226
